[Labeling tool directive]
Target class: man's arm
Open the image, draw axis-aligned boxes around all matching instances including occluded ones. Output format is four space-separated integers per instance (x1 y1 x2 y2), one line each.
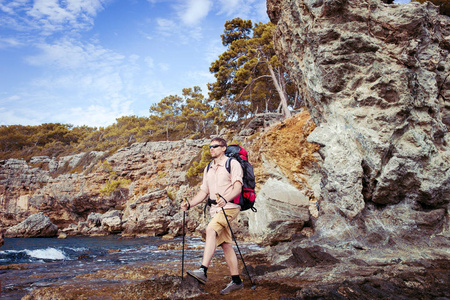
217 181 242 207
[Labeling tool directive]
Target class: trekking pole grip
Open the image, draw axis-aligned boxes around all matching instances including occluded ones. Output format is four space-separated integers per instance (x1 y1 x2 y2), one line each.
216 193 227 203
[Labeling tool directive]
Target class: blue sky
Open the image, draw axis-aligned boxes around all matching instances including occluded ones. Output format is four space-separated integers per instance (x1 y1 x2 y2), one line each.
1 0 410 127
0 0 269 127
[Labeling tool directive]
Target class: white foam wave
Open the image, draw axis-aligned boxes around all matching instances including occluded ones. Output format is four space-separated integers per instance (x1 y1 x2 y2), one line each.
66 247 88 252
25 248 67 260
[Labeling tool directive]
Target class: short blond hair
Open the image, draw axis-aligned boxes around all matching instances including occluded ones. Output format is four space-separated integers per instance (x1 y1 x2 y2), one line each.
211 137 227 146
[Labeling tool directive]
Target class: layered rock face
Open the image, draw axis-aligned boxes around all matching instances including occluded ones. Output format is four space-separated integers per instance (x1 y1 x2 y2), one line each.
268 0 449 244
0 140 208 237
0 114 319 242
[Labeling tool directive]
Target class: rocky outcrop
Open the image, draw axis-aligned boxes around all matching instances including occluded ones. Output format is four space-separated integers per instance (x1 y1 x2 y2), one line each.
0 152 117 229
5 212 58 238
124 190 176 236
268 0 450 244
0 140 208 237
238 112 284 136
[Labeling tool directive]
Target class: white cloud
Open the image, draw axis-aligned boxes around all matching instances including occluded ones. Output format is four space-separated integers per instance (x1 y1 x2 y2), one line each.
0 81 135 127
205 39 224 63
217 0 240 16
129 54 140 64
62 102 133 127
216 0 268 21
25 38 124 70
0 0 28 15
176 0 212 26
155 17 203 42
0 108 40 126
0 37 22 48
144 57 155 69
187 70 214 84
1 0 106 33
27 0 74 24
156 18 177 35
159 63 170 71
14 37 140 126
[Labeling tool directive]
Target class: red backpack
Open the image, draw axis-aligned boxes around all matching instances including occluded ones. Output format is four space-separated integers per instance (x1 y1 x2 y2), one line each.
207 145 257 212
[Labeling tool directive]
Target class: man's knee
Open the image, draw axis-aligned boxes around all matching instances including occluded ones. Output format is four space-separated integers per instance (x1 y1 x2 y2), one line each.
221 242 232 251
205 225 217 237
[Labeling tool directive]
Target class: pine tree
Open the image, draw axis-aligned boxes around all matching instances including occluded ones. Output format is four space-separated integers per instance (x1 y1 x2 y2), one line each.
180 86 219 137
149 95 182 140
209 18 298 122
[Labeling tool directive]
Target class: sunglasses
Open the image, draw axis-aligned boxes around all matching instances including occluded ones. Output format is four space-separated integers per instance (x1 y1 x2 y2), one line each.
209 144 224 149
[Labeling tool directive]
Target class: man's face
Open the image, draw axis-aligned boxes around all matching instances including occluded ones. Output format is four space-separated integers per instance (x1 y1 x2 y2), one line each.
209 142 226 158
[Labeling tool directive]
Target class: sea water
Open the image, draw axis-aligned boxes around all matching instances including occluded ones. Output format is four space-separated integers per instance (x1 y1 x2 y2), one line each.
0 235 207 299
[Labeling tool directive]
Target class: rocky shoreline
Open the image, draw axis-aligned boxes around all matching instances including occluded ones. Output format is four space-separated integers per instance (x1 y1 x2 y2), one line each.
18 238 449 299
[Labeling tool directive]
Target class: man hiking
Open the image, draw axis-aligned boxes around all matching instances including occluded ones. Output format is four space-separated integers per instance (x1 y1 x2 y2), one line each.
181 137 244 295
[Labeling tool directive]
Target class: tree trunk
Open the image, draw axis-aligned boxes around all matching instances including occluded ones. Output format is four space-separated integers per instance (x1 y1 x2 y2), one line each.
267 63 291 118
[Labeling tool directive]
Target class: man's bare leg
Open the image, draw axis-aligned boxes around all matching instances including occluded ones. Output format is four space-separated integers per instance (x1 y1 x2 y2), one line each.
201 225 217 267
222 242 239 275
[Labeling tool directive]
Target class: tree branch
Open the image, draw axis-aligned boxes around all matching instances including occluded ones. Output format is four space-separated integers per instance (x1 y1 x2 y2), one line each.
235 75 272 102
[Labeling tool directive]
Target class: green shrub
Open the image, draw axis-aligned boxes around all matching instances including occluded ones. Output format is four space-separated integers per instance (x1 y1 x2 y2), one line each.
186 145 211 184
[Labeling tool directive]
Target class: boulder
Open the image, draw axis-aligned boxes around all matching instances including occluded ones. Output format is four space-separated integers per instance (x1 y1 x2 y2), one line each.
248 178 310 244
101 210 123 233
5 212 58 238
86 212 102 228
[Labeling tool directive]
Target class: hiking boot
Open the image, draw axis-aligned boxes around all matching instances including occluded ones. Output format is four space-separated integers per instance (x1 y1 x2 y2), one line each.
187 268 207 284
220 280 243 295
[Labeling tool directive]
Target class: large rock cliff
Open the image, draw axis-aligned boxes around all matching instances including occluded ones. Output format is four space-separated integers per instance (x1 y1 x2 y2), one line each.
267 0 449 246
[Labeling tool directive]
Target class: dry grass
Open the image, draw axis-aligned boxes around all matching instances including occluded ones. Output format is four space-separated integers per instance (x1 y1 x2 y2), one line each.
252 111 320 189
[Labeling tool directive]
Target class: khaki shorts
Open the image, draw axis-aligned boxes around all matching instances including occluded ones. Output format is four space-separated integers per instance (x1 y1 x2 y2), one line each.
208 208 240 247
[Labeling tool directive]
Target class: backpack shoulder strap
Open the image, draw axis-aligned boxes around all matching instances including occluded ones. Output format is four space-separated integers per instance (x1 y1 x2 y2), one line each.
225 157 234 173
210 157 236 173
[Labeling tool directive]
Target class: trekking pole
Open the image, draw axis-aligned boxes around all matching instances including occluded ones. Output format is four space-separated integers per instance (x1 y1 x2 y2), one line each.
181 198 187 279
216 193 255 288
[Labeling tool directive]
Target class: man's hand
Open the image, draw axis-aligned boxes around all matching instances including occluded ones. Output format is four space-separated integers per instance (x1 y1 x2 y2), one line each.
181 200 190 212
216 193 227 207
